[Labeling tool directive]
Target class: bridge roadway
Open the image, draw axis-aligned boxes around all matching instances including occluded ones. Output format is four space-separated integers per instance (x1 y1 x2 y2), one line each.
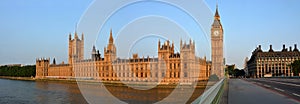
247 78 300 102
228 78 300 104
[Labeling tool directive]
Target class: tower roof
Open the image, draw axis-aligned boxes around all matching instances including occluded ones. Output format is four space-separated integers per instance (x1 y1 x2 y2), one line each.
212 4 222 28
109 29 114 43
214 4 220 20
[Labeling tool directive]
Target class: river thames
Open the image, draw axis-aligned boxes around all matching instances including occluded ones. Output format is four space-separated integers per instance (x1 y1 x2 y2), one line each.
0 78 206 104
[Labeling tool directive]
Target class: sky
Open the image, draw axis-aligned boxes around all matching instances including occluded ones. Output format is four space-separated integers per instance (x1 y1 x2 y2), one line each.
0 0 300 68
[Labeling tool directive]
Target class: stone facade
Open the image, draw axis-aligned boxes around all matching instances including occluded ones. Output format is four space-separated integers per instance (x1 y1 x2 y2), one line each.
247 44 300 78
36 30 211 84
34 7 228 84
211 6 224 78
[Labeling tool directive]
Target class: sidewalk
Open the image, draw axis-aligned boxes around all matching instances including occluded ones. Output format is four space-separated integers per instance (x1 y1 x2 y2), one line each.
228 79 299 104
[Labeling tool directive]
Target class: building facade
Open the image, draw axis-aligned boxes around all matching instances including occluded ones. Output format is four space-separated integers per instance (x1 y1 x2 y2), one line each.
247 44 300 78
211 5 224 78
36 30 211 84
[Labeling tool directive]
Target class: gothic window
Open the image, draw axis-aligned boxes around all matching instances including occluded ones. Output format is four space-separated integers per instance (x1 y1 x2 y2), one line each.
184 63 187 68
174 63 176 69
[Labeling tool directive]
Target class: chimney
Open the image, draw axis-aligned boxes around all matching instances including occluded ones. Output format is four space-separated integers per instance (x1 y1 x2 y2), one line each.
259 45 261 49
294 44 299 51
269 45 274 52
282 44 286 52
290 46 292 51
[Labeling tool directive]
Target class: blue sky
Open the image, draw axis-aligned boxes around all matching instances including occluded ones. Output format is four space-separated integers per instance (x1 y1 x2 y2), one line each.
0 0 299 68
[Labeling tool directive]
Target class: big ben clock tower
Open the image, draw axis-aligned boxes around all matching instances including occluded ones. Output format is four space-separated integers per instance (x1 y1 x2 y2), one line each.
211 5 224 78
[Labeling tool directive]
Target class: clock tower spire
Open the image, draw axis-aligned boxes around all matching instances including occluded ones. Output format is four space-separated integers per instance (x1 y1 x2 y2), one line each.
211 3 224 79
215 3 220 20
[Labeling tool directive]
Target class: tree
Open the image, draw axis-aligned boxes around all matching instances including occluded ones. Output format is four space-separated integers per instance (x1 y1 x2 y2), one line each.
225 65 235 76
0 65 35 77
291 60 300 76
233 69 245 78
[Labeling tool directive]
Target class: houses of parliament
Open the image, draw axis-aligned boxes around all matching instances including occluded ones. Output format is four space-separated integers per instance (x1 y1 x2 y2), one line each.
36 6 224 84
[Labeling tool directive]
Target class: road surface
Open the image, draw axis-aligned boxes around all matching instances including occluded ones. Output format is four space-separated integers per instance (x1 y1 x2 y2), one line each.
228 79 299 104
247 78 300 102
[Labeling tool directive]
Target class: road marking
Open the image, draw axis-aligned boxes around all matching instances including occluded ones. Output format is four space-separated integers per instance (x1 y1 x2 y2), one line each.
259 79 300 87
292 93 300 97
274 81 300 87
274 87 285 92
263 84 271 87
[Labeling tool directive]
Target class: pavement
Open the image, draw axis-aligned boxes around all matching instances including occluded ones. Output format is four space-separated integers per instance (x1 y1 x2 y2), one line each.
228 79 300 104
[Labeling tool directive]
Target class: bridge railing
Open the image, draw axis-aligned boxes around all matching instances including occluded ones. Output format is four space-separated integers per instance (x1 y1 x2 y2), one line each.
192 78 225 104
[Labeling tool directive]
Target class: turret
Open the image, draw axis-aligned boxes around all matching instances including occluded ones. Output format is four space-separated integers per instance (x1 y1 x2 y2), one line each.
68 31 84 64
104 29 117 62
35 58 50 78
158 39 161 51
69 33 72 40
158 40 174 60
172 41 174 50
92 45 97 60
75 31 78 39
81 33 84 40
109 29 114 44
53 58 56 65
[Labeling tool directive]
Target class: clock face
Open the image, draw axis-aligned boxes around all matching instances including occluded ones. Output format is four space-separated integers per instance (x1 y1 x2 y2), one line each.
214 31 219 36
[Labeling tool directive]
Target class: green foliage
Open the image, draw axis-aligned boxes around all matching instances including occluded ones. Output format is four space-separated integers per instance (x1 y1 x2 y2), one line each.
0 65 36 77
233 69 245 77
291 60 300 76
225 65 235 76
